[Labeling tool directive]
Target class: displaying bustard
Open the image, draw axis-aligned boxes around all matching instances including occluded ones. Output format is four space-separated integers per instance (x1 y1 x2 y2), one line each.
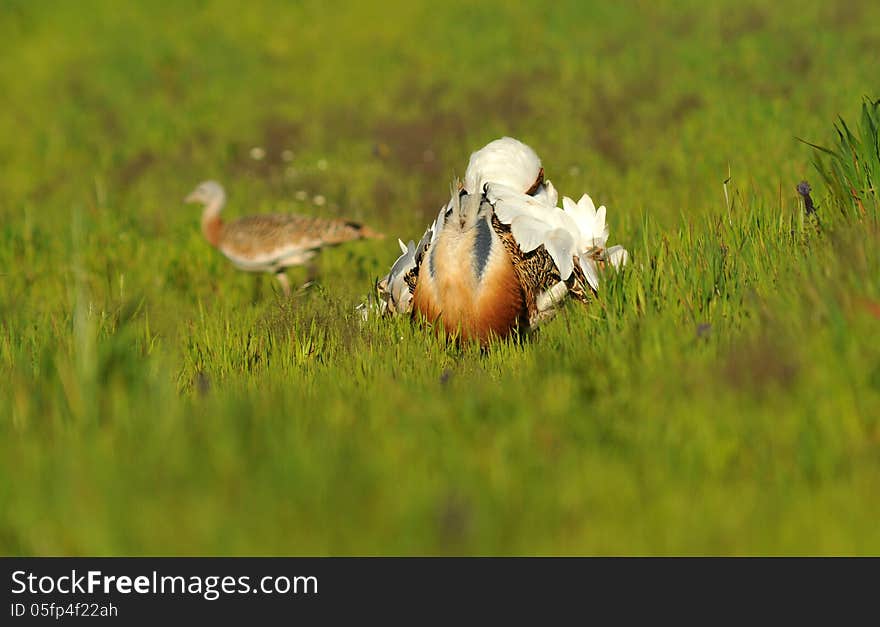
376 137 628 344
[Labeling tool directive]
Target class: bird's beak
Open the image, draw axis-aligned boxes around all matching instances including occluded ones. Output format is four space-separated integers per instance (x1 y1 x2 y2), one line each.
184 191 199 203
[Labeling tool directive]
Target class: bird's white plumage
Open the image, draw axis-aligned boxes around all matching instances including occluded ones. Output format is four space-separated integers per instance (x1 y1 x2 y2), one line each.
380 239 416 313
605 245 629 268
535 280 569 314
533 179 558 208
378 199 453 313
562 194 610 251
487 181 584 280
488 183 551 223
509 215 552 253
374 136 630 324
485 178 629 285
464 137 542 194
579 256 600 292
543 228 576 281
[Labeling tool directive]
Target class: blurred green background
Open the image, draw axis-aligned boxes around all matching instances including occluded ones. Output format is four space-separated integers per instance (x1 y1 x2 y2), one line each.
0 0 878 554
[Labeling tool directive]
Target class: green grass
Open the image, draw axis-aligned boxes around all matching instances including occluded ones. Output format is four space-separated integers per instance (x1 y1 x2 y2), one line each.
806 96 880 218
1 0 879 555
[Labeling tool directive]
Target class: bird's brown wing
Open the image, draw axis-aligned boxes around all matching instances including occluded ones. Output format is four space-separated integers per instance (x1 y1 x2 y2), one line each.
221 213 382 259
491 214 566 316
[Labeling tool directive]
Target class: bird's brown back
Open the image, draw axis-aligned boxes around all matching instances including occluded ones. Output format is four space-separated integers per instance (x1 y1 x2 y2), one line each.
220 213 382 258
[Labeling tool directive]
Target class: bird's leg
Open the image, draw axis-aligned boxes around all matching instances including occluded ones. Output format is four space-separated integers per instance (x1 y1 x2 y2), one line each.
275 271 292 297
300 262 318 290
251 275 263 303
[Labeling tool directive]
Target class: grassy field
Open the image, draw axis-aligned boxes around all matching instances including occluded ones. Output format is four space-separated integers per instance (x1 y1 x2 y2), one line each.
1 0 879 555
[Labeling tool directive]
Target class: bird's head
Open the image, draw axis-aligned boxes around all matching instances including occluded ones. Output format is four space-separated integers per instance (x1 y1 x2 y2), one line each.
185 180 226 207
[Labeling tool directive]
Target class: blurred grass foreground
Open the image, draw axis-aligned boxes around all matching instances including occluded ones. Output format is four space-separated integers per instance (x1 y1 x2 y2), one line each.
0 1 879 554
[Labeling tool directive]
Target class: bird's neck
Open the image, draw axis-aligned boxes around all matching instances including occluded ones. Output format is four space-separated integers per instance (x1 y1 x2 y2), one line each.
201 196 225 247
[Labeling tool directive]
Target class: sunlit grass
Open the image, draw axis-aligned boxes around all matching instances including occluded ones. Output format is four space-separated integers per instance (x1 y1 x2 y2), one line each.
0 0 879 555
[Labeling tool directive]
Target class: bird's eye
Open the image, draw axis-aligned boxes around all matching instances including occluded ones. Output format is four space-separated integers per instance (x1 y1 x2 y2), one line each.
458 188 467 199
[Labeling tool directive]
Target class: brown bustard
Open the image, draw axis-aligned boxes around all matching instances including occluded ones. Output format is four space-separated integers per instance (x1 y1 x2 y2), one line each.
186 181 383 295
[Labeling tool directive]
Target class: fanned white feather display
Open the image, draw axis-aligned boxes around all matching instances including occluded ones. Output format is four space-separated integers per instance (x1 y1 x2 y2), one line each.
487 183 549 223
605 245 629 269
535 280 569 314
532 180 558 208
486 179 628 289
464 137 542 194
509 215 552 253
375 136 630 322
579 257 600 292
544 228 576 280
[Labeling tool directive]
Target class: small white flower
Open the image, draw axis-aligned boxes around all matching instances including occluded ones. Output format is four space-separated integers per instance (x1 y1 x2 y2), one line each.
249 146 266 160
313 194 326 206
281 149 294 162
294 190 308 201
